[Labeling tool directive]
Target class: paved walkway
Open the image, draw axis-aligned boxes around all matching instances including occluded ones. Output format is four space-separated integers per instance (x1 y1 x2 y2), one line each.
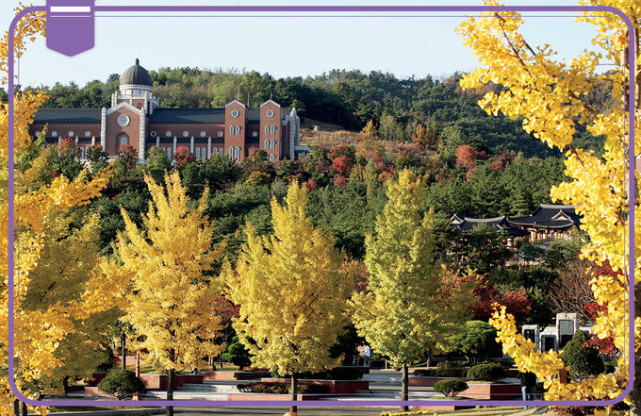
174 406 392 415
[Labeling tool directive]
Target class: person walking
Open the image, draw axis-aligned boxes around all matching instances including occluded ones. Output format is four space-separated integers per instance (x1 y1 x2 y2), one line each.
519 371 537 409
362 343 372 367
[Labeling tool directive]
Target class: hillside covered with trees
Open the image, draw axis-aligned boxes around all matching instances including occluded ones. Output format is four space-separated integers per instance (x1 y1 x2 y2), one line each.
21 67 607 159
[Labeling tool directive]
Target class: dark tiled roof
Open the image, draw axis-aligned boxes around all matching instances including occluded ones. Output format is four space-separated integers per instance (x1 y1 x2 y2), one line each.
508 204 581 229
150 109 225 124
34 105 291 126
34 108 101 124
247 109 260 120
450 215 529 236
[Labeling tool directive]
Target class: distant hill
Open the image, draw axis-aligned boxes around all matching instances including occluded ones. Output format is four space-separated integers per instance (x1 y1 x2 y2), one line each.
26 67 607 159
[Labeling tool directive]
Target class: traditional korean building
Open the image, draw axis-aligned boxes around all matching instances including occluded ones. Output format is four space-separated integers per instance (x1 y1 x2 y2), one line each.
507 204 581 242
30 59 310 163
450 204 582 244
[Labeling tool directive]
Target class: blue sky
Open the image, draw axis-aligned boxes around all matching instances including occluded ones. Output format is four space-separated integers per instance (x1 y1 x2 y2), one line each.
2 0 606 88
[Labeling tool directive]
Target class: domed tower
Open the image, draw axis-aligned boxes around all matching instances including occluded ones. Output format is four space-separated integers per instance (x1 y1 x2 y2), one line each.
111 58 159 115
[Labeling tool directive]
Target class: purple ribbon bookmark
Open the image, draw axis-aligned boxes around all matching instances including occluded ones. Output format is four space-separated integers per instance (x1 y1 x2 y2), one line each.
46 0 95 56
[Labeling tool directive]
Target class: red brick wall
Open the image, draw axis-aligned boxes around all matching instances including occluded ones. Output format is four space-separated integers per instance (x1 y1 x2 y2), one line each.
260 102 281 161
225 101 246 161
148 123 224 141
30 123 100 141
117 98 146 110
106 108 141 156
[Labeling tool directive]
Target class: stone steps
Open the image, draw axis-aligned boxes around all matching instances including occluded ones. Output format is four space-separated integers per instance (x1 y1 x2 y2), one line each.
178 383 239 393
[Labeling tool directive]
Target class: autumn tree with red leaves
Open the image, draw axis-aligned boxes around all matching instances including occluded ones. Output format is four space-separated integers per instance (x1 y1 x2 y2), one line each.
472 275 531 323
174 145 196 169
455 144 477 168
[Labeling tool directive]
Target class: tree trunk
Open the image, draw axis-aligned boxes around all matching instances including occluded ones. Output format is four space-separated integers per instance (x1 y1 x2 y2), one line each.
121 333 127 370
135 351 140 378
20 401 27 416
630 286 641 416
166 368 175 416
62 376 70 395
401 362 409 411
13 399 19 416
290 373 298 414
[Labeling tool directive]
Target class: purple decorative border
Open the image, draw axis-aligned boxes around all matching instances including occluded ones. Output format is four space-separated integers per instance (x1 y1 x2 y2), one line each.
6 4 636 410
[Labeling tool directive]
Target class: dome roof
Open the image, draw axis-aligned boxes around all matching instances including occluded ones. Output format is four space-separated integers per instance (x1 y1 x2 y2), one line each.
120 58 153 87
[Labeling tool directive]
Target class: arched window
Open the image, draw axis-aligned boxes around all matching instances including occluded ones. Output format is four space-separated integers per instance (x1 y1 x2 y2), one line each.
269 154 275 162
195 148 200 160
235 146 241 161
119 135 129 146
264 140 269 149
270 126 276 135
213 147 218 156
167 147 172 159
219 147 224 155
229 147 234 160
270 140 275 149
265 126 270 135
229 126 234 135
235 126 241 135
80 147 85 159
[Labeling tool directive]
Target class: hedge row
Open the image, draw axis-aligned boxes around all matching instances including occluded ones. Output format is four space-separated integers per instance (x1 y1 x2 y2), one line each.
271 367 364 380
412 368 467 378
466 363 506 381
236 382 329 394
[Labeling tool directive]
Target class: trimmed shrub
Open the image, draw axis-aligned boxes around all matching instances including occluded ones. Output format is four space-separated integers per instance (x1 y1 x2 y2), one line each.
436 361 469 369
433 379 469 397
466 363 505 381
97 369 146 400
237 382 329 394
560 330 605 380
221 336 252 368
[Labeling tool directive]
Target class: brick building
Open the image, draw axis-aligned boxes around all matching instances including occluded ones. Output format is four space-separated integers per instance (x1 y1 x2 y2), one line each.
30 59 309 163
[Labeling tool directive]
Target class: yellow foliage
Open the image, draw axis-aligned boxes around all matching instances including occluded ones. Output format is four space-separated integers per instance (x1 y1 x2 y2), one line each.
351 170 474 366
457 0 638 407
115 171 226 371
0 6 122 412
225 182 352 376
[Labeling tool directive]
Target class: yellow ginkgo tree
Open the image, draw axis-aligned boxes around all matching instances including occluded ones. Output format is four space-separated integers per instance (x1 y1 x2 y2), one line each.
351 170 474 411
1 6 130 415
457 0 640 412
224 182 353 414
114 171 225 416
